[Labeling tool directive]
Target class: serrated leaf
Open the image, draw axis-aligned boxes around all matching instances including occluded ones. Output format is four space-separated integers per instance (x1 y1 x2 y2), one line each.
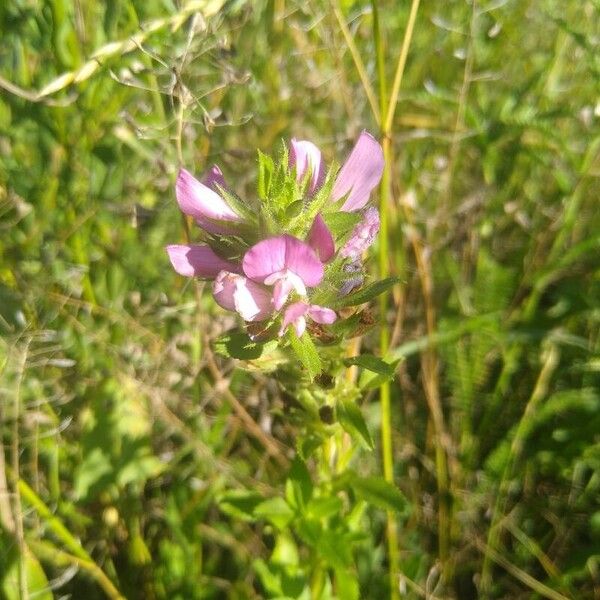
359 364 401 390
344 354 394 377
348 355 399 390
215 184 256 223
332 277 401 308
350 475 408 513
288 162 338 237
288 330 321 380
328 311 366 337
337 399 374 450
257 149 274 200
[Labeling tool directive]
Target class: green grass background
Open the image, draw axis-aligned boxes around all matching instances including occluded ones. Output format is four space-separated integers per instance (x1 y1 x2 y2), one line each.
1 0 599 598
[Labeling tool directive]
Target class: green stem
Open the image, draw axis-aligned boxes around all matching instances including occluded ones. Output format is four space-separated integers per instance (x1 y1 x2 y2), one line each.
27 539 125 600
371 3 400 598
17 478 125 599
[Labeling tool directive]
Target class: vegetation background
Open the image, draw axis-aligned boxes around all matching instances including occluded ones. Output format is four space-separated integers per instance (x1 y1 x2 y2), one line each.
1 0 599 598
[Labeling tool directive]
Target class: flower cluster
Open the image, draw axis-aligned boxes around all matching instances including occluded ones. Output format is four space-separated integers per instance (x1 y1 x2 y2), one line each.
166 132 384 339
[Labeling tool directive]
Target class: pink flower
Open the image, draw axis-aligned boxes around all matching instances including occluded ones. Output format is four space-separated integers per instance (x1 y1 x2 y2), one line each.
176 167 243 234
279 301 337 337
333 132 384 212
307 214 335 262
290 131 384 212
212 271 273 322
166 244 241 278
289 139 324 194
243 235 324 310
202 164 226 190
340 207 380 259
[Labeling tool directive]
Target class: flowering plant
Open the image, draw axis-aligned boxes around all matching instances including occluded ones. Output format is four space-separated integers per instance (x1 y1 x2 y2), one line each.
165 133 404 597
167 132 399 379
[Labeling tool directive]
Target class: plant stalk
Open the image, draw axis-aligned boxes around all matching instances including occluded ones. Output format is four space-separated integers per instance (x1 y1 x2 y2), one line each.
371 3 401 598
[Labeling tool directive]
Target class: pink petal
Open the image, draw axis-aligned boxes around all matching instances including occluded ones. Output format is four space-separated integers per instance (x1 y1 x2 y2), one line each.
280 235 324 287
307 214 335 262
243 236 287 282
279 302 310 337
243 235 324 288
202 165 227 191
332 131 384 211
273 278 294 311
194 165 242 234
289 139 324 194
308 305 337 325
294 316 307 337
176 168 241 226
340 206 380 259
166 244 240 279
213 271 273 321
212 271 238 311
234 280 273 322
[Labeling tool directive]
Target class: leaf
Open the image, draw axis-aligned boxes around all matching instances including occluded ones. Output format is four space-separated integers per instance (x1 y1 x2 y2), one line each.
296 434 323 461
344 473 408 514
253 558 308 598
315 529 354 570
328 311 363 336
337 399 374 450
285 457 313 510
306 496 343 520
335 568 360 600
285 199 305 219
271 534 299 567
74 447 113 500
344 354 394 377
322 211 361 238
0 534 53 600
253 497 295 529
215 184 257 223
344 355 398 391
116 451 164 489
214 331 273 360
257 149 274 200
252 558 284 596
332 277 401 308
288 330 321 380
218 490 264 522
